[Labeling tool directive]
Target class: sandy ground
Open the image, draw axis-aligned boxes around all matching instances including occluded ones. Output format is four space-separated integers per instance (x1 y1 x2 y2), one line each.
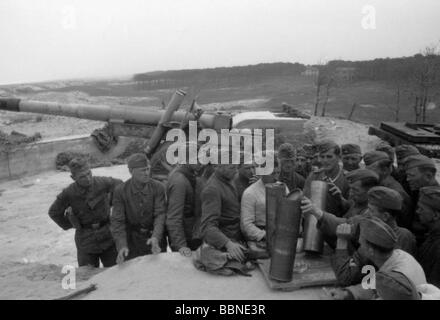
0 166 130 299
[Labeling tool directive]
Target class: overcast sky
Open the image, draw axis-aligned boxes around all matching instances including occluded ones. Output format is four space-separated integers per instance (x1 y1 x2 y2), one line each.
1 0 439 85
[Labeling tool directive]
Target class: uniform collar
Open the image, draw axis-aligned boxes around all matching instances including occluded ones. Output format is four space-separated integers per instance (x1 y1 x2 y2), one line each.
131 179 149 195
74 178 94 195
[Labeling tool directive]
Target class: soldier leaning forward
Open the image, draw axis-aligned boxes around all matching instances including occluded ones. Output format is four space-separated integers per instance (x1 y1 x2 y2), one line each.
48 158 123 267
110 153 167 264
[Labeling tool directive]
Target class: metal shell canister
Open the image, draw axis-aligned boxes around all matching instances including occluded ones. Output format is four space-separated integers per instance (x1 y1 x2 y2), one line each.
265 182 286 255
269 189 303 282
302 180 327 254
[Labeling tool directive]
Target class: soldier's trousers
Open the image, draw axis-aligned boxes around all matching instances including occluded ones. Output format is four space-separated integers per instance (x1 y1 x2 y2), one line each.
77 245 118 268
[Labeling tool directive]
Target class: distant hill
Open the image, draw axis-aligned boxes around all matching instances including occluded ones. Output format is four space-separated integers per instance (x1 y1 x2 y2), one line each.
133 53 440 90
133 62 306 89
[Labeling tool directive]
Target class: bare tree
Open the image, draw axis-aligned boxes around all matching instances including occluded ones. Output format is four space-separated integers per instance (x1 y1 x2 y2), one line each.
321 77 335 117
313 63 334 116
409 44 440 122
347 102 358 120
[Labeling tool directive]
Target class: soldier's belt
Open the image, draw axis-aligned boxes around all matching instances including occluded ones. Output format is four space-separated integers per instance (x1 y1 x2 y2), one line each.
81 219 109 230
129 224 153 235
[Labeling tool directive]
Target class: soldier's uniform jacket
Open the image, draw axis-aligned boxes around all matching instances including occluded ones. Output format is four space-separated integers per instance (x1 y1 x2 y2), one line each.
417 223 440 288
278 170 305 193
342 203 368 219
165 166 200 251
304 169 350 217
110 178 166 252
200 171 243 249
233 173 252 203
319 210 417 253
346 249 426 300
325 213 418 286
48 176 122 254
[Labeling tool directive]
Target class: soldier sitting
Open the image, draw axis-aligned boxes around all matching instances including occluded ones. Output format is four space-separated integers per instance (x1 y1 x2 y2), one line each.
48 158 122 268
166 144 204 257
328 217 426 300
240 160 285 252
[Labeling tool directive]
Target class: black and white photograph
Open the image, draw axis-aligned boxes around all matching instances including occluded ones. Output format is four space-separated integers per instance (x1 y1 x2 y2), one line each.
0 0 440 304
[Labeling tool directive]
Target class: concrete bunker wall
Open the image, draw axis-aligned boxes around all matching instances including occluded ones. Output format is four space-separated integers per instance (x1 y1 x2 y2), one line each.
0 135 135 181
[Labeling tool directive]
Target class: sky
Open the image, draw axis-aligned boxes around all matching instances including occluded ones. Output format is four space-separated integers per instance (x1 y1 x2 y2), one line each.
1 0 440 85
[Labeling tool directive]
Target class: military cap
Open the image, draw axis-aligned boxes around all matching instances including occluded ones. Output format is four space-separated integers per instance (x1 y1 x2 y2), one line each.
368 186 403 211
277 143 296 160
395 145 420 162
376 271 420 300
296 148 307 158
346 169 379 184
341 143 362 156
363 151 390 166
314 140 339 154
403 155 436 171
127 153 149 169
68 157 90 175
360 216 397 250
302 144 315 157
375 142 394 160
418 186 440 211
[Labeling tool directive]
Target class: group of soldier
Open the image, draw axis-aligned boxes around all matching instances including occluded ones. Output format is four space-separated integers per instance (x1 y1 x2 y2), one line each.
48 138 440 300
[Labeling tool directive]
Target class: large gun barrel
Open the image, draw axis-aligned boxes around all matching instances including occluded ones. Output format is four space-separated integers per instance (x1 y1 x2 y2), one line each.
0 97 230 130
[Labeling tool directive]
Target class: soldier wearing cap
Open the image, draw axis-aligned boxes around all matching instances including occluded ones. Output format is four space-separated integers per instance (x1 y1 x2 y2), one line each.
375 142 400 182
404 154 439 241
404 154 439 192
394 145 420 195
306 185 417 286
277 143 305 192
416 186 440 287
296 147 312 178
343 169 380 219
341 144 362 173
364 150 414 229
328 217 426 300
304 143 321 172
376 141 395 163
48 158 123 267
366 186 417 255
301 169 377 249
110 153 167 264
303 140 350 217
166 143 204 257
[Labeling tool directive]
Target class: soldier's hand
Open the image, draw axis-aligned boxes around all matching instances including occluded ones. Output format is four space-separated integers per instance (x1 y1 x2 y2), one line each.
301 197 323 219
327 288 352 300
117 247 129 265
147 237 161 255
65 207 81 230
336 223 352 239
178 247 192 257
225 241 247 263
249 175 260 184
328 182 342 198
